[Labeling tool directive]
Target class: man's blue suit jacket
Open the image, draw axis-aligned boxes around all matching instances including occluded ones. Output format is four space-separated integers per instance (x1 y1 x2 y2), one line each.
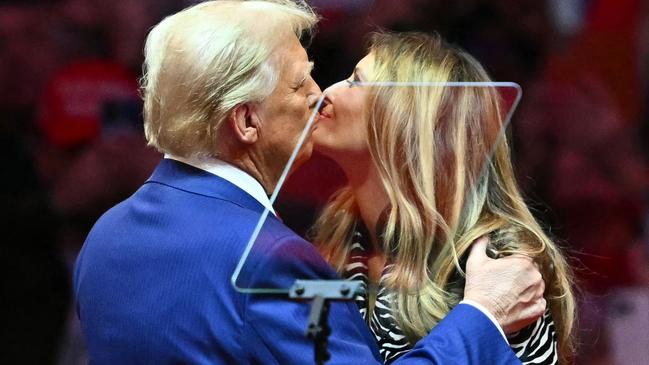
74 159 520 364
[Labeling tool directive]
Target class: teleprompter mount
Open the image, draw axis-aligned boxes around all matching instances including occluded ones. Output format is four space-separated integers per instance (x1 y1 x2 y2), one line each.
289 280 362 365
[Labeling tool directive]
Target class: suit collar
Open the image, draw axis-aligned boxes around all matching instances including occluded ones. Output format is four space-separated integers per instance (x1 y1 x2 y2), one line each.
163 155 276 215
147 158 268 215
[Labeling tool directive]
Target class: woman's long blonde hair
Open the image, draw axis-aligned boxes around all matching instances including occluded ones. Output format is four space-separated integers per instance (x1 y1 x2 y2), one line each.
311 32 575 363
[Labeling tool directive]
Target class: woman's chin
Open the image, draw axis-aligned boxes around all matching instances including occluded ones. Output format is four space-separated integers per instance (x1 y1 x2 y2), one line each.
311 129 329 151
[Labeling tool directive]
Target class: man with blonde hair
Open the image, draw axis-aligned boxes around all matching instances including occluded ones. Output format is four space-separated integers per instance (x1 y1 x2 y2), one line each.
74 1 543 363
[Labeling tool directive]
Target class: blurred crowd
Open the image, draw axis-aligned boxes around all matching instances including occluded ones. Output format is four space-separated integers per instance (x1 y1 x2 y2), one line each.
2 0 649 364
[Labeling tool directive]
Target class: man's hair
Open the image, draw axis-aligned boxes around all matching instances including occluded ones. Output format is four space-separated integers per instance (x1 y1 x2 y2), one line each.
141 0 318 157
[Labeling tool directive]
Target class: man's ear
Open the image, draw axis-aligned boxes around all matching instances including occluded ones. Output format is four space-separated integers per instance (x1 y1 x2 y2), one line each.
229 103 260 144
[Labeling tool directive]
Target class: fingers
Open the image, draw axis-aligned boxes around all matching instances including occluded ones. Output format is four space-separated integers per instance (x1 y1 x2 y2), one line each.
517 298 547 331
503 296 547 334
499 254 540 278
518 260 544 295
466 236 490 268
527 297 547 320
506 252 536 262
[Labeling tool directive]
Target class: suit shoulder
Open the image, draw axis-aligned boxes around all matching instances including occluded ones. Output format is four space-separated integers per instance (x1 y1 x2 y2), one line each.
236 220 338 290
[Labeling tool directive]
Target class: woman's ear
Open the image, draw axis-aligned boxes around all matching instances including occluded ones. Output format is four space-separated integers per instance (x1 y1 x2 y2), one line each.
229 103 260 144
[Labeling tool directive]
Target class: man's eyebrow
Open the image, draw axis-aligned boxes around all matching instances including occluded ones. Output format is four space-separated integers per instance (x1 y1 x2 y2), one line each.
298 61 314 83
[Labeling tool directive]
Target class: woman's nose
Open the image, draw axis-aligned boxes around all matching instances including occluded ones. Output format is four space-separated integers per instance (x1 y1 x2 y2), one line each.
323 82 341 97
323 78 353 98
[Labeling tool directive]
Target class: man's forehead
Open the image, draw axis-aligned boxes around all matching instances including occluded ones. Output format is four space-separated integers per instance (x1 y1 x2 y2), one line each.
282 58 313 81
275 36 310 71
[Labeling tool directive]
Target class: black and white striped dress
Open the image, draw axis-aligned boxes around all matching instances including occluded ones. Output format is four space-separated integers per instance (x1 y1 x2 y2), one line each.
343 229 559 364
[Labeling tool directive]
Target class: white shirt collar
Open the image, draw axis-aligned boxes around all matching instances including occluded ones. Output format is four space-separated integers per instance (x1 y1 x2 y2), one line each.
164 154 276 216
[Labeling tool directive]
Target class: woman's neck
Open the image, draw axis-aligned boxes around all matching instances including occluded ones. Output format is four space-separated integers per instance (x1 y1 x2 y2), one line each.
343 161 388 251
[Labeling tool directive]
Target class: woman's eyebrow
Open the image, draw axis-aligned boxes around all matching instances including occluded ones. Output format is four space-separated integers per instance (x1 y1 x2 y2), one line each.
354 67 366 81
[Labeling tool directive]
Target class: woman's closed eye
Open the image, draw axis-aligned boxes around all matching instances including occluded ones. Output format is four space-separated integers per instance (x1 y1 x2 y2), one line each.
345 76 361 88
346 70 363 88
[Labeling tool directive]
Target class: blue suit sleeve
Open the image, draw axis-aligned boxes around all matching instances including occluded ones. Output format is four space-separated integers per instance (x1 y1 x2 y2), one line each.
242 234 521 364
397 304 522 364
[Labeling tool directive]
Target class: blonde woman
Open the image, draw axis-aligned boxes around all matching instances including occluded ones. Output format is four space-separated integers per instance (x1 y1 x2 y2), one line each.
311 32 575 364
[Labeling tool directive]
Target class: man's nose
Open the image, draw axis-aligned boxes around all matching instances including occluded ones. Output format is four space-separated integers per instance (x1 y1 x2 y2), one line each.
307 81 323 110
308 92 322 110
310 77 322 95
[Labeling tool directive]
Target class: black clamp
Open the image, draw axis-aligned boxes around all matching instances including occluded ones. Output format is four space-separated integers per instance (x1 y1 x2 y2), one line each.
289 280 362 365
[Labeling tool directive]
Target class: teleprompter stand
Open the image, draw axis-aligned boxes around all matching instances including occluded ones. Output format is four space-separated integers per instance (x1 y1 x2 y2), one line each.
289 280 362 365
